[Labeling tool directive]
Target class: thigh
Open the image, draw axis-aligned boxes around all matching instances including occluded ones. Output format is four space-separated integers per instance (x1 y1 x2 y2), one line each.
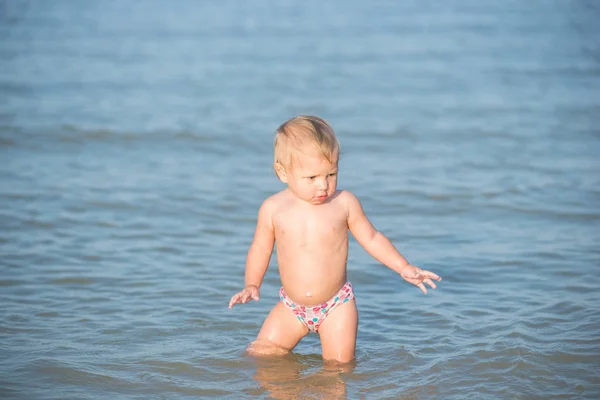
318 299 358 363
253 301 309 352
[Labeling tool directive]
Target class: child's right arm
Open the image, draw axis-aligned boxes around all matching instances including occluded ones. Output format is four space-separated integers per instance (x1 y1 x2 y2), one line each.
228 199 275 309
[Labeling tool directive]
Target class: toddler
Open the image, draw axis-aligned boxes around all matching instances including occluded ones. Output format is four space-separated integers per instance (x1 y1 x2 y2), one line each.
228 115 441 362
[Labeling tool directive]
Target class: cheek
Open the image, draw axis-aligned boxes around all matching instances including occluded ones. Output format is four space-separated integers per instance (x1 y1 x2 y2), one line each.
297 181 313 193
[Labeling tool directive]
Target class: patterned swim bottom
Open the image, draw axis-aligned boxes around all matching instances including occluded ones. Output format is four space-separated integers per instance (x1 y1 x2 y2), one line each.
279 282 355 333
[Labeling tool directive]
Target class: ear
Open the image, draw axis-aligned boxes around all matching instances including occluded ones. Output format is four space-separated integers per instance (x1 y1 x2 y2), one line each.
274 162 288 183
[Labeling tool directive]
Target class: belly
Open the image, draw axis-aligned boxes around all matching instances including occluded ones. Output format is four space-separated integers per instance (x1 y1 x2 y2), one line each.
278 256 348 306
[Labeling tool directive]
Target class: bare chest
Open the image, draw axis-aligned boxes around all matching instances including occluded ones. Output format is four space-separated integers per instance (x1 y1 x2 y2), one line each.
273 206 348 246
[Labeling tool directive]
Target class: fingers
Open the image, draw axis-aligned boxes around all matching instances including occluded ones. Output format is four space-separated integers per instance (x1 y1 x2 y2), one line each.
228 293 241 309
228 289 260 309
402 265 441 282
422 270 442 281
228 292 247 309
423 278 437 289
417 279 438 294
415 272 441 294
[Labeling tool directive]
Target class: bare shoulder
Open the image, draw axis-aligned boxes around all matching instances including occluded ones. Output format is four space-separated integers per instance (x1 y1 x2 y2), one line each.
334 190 366 224
260 189 290 215
254 191 288 231
335 189 362 209
267 189 292 205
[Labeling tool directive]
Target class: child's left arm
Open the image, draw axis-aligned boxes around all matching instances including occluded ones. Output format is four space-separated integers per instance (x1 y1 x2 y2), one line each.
345 191 441 294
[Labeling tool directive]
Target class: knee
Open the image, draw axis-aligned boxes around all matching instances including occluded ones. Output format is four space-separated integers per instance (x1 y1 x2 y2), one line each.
246 340 290 357
323 353 355 364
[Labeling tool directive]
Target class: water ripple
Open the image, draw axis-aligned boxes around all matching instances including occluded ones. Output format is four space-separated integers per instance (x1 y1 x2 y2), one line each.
2 0 600 399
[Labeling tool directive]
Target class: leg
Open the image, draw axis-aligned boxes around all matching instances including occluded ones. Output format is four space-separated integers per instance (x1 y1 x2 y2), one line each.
317 299 358 363
247 302 309 356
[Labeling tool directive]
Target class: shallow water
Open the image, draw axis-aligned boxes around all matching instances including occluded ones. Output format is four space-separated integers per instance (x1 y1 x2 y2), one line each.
1 1 600 399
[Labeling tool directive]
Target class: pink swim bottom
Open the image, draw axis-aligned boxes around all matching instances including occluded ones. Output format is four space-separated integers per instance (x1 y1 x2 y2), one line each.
279 282 355 333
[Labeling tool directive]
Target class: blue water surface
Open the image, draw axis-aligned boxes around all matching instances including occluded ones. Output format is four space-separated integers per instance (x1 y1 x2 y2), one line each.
1 1 599 399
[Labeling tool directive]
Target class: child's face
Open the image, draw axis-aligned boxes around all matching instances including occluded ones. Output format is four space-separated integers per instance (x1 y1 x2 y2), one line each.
279 150 339 206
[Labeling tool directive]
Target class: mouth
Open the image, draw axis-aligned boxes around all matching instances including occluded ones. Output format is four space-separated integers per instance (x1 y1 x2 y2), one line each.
314 195 327 201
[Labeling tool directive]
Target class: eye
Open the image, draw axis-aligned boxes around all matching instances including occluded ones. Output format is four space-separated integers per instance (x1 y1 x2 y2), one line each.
328 173 337 177
307 176 316 180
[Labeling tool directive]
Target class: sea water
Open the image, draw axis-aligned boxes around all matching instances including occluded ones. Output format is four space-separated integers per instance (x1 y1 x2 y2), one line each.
1 1 599 398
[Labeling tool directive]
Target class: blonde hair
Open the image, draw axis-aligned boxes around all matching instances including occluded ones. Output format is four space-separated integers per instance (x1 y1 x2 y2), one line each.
273 115 340 174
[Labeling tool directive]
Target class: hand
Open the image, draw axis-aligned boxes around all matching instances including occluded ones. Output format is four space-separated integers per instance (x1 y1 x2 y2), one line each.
400 264 442 294
228 285 260 309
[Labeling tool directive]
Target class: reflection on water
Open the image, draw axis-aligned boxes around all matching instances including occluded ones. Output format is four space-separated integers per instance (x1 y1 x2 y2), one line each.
252 355 351 400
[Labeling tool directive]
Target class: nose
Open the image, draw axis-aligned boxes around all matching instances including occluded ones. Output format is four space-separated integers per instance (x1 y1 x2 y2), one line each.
318 177 328 190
